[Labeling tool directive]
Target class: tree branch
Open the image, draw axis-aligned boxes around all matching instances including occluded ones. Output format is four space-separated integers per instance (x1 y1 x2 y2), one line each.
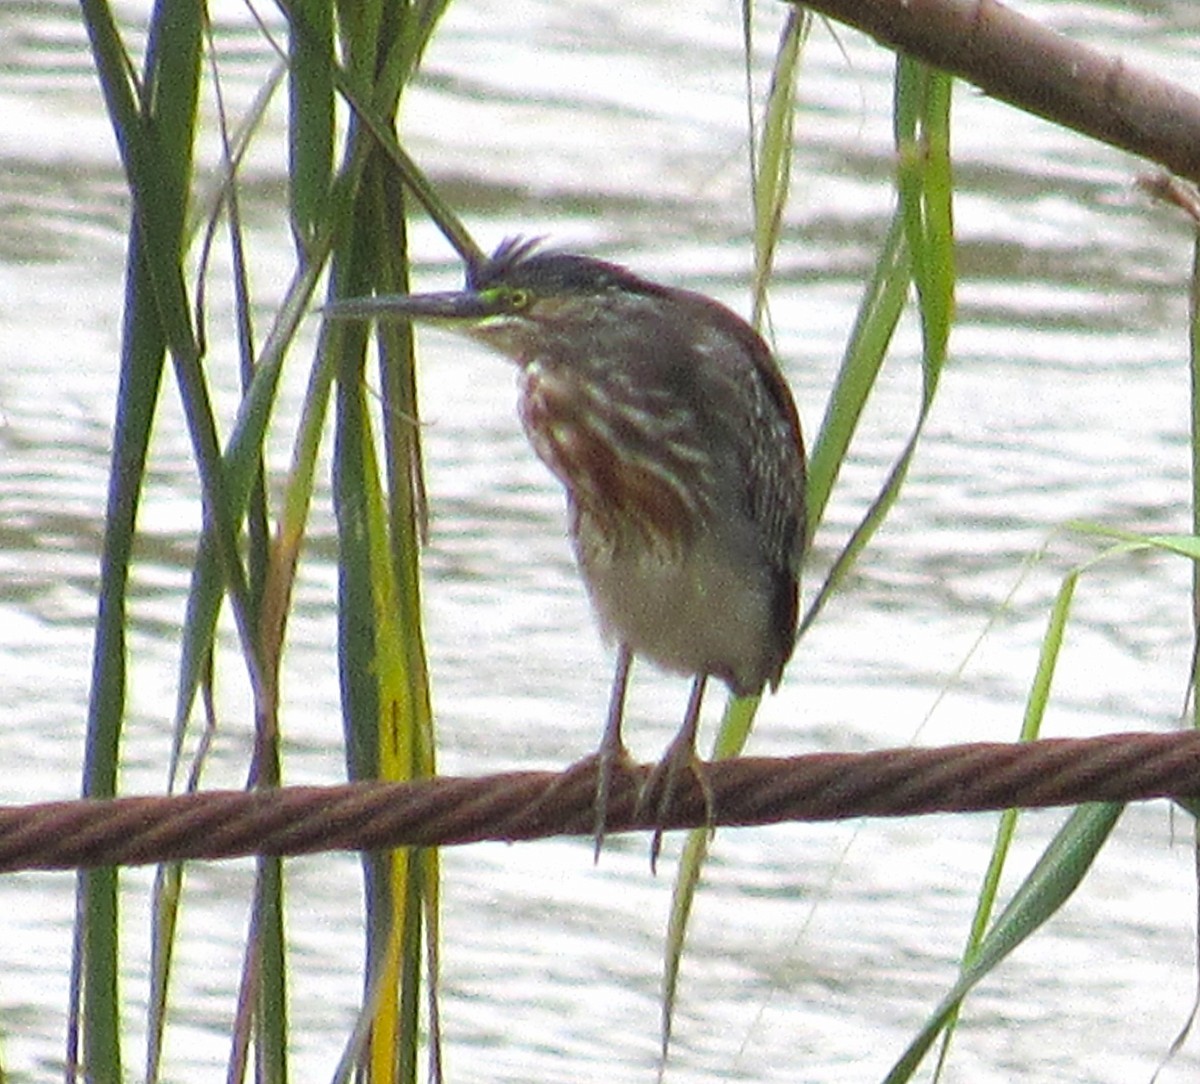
801 0 1200 184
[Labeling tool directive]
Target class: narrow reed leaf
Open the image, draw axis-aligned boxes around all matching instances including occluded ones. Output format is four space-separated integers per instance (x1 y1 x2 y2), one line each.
360 362 422 1084
91 0 265 716
288 0 334 249
667 40 956 1077
80 0 457 1077
885 804 1123 1083
660 827 708 1076
1190 231 1200 734
751 9 809 327
76 2 203 1079
148 42 275 1066
145 862 181 1084
934 567 1077 1073
896 62 954 383
322 136 440 1076
1150 236 1200 1080
296 7 456 1073
661 693 760 1065
371 0 456 94
254 858 289 1084
173 199 342 752
934 518 1200 1075
332 342 382 781
1145 219 1200 1084
166 51 288 760
278 0 481 267
800 57 953 639
803 212 909 538
361 180 439 1084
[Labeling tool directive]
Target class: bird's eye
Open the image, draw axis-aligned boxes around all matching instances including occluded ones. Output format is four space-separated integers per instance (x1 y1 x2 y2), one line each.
505 287 531 311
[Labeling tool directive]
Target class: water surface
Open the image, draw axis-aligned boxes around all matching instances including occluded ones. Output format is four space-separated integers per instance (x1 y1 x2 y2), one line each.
2 1 1200 1081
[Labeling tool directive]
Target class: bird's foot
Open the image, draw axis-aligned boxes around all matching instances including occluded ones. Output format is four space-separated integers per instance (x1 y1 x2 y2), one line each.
635 735 715 873
523 746 629 852
591 739 635 863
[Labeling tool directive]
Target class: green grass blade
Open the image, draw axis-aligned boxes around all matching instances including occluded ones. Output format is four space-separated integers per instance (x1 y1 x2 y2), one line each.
929 520 1200 1076
659 693 761 1067
91 0 265 708
885 803 1123 1083
803 211 909 542
665 44 956 1078
171 233 333 748
78 0 460 1076
325 142 436 1072
148 29 275 1074
74 240 159 1082
357 369 424 1084
1191 232 1200 724
170 64 373 753
131 8 273 714
145 863 182 1084
254 856 289 1084
801 57 953 638
895 61 955 372
359 220 436 1084
933 565 1078 1074
296 9 460 1074
660 826 709 1068
75 2 203 1078
751 8 809 327
166 49 288 762
1149 209 1200 1084
74 224 160 1084
279 0 480 266
288 0 334 249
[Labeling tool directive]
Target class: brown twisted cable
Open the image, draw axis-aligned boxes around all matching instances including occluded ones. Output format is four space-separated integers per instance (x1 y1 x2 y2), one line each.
3 729 1200 872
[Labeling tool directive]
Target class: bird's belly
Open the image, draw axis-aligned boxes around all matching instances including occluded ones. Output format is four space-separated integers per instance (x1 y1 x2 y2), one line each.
578 536 774 696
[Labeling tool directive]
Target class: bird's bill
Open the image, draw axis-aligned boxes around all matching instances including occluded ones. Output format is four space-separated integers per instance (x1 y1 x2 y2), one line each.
321 290 500 324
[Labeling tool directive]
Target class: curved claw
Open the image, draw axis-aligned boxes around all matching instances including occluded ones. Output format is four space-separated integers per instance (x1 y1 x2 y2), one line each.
592 739 634 860
638 745 715 873
636 674 714 872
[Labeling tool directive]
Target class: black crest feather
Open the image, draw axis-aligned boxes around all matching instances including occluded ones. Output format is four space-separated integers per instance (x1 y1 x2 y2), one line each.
467 236 659 298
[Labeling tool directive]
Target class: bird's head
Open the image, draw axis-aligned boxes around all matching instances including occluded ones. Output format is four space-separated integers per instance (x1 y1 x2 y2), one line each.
323 237 671 366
